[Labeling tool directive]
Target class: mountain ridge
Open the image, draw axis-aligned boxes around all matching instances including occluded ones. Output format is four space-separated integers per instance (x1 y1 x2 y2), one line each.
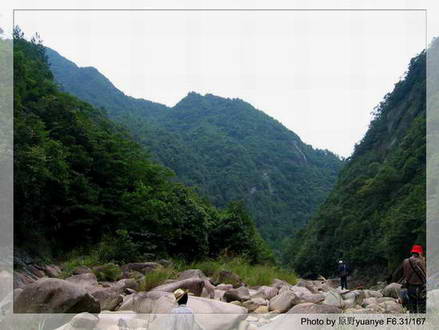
46 47 344 252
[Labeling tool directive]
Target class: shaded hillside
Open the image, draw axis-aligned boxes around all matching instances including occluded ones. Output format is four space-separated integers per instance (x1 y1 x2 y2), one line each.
46 48 344 250
14 30 272 264
285 49 426 279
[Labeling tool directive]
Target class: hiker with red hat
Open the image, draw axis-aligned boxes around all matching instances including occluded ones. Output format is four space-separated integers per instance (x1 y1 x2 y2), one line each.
391 244 426 313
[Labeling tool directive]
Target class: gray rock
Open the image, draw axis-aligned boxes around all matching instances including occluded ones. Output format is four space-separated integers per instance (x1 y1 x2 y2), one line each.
90 287 123 311
70 312 99 329
224 287 250 302
288 302 342 314
254 286 278 300
66 273 99 291
151 278 205 296
382 283 402 299
269 290 298 313
14 278 100 313
177 269 207 281
296 279 318 294
323 289 343 307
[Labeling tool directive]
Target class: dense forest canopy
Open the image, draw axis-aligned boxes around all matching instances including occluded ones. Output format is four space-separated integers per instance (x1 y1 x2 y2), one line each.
284 48 426 281
46 47 344 253
13 29 273 264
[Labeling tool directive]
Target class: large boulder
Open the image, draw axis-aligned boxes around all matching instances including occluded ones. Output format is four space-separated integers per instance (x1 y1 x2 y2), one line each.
148 296 247 330
341 290 365 307
297 293 325 304
322 289 343 307
288 302 342 314
382 283 402 299
151 294 177 314
296 280 319 294
117 291 172 313
189 296 248 330
70 312 99 329
379 300 404 313
223 287 250 302
151 278 205 296
254 286 278 300
94 311 140 330
66 273 99 291
14 278 100 313
268 290 298 313
177 269 207 281
113 278 139 292
271 279 291 290
90 287 123 311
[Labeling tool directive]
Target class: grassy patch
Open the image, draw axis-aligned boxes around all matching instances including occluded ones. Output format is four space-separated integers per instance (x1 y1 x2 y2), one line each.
59 252 100 279
187 257 297 287
139 267 177 291
93 263 122 281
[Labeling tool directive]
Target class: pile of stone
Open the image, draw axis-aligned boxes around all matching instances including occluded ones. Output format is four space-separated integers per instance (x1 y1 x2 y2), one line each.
7 263 408 330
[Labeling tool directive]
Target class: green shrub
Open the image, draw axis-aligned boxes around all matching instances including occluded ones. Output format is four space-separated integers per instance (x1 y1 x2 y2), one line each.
59 251 100 278
93 263 122 281
96 229 141 264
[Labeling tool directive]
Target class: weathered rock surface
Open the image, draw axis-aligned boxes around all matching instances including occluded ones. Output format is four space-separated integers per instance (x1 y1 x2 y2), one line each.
288 302 342 314
177 269 207 281
322 289 343 307
66 273 99 291
70 312 99 329
121 262 162 276
269 290 298 313
151 278 205 296
90 287 123 311
223 287 250 302
14 278 100 313
254 286 278 300
382 283 402 299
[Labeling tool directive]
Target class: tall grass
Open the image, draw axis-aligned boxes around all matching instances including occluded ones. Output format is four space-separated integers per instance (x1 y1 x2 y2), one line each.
186 257 297 287
59 252 297 288
139 267 177 291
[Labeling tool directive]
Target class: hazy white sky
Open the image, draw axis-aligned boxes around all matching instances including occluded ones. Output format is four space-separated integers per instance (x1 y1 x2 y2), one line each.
13 8 426 157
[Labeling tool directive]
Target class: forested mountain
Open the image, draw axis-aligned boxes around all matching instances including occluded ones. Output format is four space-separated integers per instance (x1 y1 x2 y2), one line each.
285 49 426 280
46 48 343 250
14 30 272 264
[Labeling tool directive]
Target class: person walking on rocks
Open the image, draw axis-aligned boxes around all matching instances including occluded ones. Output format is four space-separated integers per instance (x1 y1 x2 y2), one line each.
394 245 426 313
169 289 204 330
338 260 349 290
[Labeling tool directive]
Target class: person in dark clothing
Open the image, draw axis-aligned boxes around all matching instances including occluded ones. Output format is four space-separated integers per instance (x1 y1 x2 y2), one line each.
392 245 426 313
338 260 349 290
